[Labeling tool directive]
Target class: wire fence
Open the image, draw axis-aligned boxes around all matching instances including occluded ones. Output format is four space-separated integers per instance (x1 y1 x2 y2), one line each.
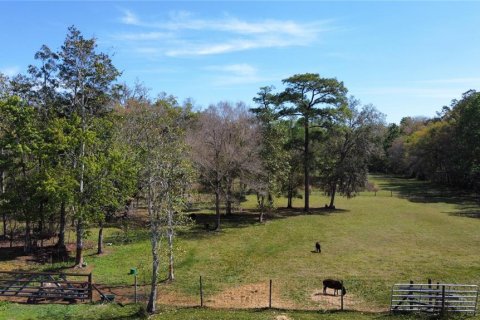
88 276 478 316
92 276 353 311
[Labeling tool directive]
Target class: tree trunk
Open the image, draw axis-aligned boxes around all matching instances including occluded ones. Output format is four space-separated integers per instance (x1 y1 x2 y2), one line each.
97 221 103 255
214 183 221 231
225 176 232 215
287 184 293 208
9 221 16 248
39 202 44 247
304 119 310 212
74 103 87 267
0 164 6 239
257 194 265 223
2 213 6 240
75 219 84 266
57 200 66 247
47 209 55 238
19 151 32 253
167 211 174 281
24 218 32 253
329 184 337 208
147 228 160 313
267 193 273 207
126 198 134 218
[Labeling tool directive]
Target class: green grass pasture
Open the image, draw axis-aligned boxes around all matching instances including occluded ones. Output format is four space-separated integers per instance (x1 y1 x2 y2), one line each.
1 175 479 319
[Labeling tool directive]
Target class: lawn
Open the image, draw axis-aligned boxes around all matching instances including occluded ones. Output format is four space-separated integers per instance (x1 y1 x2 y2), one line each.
0 174 479 319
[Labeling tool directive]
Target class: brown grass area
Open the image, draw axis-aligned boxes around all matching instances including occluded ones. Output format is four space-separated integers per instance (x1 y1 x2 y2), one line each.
206 282 280 309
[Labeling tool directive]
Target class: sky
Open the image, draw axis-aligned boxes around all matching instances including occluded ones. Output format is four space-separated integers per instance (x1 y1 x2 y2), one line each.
1 1 479 123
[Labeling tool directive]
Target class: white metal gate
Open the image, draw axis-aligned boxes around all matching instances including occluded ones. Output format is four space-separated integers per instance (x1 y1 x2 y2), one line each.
390 283 478 315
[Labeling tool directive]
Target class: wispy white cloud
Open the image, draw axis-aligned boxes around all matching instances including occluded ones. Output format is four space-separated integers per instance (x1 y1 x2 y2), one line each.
117 9 330 57
203 63 273 86
0 66 20 77
120 10 140 25
205 63 257 77
164 30 316 57
115 31 174 41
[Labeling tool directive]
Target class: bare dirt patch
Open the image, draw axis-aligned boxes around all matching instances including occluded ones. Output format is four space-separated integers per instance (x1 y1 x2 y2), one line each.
310 289 386 312
204 282 296 309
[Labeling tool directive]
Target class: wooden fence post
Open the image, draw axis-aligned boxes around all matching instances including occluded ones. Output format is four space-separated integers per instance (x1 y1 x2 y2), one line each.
134 274 137 304
200 276 203 307
269 279 272 308
88 273 93 303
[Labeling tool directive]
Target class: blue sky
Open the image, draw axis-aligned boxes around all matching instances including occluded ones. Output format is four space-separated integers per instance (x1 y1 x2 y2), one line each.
1 1 479 123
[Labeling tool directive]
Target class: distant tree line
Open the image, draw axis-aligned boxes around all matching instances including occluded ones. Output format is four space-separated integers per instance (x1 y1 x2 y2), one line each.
371 90 480 194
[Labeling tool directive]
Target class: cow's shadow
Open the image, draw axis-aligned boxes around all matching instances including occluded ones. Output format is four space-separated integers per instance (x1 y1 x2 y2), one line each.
313 292 338 297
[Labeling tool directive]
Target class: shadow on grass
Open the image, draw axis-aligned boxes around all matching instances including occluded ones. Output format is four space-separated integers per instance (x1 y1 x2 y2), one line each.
178 207 349 240
0 246 27 262
154 305 419 319
449 207 480 219
372 174 480 219
0 244 71 265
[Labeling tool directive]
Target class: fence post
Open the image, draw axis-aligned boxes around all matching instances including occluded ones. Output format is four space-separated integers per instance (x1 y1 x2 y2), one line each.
200 276 203 307
409 280 413 310
441 285 446 315
134 274 137 304
436 282 440 311
340 280 344 311
474 286 479 316
428 278 432 310
269 279 272 308
88 273 93 303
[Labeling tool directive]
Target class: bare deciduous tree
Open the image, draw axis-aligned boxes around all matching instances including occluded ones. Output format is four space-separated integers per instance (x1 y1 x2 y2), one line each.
188 102 260 229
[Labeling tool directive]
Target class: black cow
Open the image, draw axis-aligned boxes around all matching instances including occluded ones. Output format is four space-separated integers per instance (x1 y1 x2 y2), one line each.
315 242 321 253
323 279 346 296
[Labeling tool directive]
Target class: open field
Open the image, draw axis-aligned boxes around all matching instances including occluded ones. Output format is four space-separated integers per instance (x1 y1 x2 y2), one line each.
0 175 479 319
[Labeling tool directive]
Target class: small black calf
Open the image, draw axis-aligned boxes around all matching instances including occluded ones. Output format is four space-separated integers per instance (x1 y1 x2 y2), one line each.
315 242 321 253
323 279 346 296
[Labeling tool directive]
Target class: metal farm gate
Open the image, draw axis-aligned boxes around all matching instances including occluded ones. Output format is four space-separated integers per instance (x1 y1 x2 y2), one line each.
0 271 92 303
390 283 478 315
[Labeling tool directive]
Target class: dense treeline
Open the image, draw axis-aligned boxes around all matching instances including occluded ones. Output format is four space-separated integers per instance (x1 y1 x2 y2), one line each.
377 90 480 193
2 27 477 313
